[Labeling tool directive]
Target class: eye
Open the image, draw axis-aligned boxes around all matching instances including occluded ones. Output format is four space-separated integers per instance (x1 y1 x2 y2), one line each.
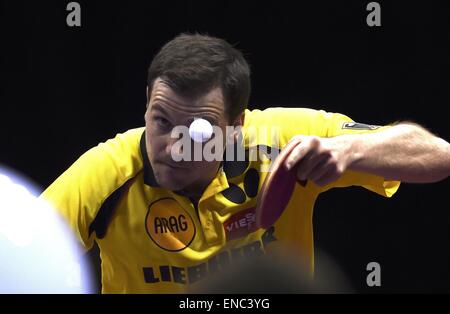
153 116 171 129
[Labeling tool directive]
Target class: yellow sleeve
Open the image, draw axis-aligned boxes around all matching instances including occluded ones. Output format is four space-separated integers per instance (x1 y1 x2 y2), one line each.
244 107 396 137
316 170 400 198
244 107 400 198
39 128 144 250
244 107 348 145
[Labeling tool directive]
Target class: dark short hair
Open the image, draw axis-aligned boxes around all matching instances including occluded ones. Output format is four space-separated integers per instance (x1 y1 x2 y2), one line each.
147 33 251 123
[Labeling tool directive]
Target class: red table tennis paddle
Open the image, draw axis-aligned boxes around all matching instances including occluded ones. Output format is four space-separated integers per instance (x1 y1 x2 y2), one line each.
255 137 305 229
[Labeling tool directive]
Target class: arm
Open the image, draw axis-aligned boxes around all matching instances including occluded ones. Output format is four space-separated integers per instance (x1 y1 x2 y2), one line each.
285 122 450 185
346 123 450 183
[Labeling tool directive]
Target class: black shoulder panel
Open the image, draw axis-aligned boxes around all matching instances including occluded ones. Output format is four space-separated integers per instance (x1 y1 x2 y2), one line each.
88 175 137 239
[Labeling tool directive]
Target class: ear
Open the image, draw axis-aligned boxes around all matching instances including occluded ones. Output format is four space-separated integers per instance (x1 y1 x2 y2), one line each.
228 111 245 143
234 111 245 127
146 86 150 108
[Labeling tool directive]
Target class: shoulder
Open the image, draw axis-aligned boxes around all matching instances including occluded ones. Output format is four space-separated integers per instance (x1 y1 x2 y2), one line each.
83 127 145 174
243 107 351 142
244 107 347 127
94 127 145 162
42 127 146 200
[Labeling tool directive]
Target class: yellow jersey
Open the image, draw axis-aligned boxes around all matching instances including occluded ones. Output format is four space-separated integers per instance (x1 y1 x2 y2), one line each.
40 107 400 293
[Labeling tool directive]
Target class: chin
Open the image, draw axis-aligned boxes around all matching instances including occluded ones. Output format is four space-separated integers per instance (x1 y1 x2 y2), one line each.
154 170 190 191
160 180 187 192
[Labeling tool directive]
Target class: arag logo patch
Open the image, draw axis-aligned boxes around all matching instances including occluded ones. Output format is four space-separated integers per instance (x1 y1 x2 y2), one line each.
145 198 196 252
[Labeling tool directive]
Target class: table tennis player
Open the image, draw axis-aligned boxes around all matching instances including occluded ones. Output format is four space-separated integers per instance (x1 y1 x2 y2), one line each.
40 33 450 293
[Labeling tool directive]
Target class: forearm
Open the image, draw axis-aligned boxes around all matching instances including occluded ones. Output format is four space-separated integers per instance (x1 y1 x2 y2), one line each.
345 123 450 183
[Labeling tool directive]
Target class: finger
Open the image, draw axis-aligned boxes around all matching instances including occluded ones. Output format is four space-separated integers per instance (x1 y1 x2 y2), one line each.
285 137 320 170
285 141 310 170
296 151 327 181
288 135 304 144
297 153 327 181
309 161 334 184
315 171 341 187
313 164 342 187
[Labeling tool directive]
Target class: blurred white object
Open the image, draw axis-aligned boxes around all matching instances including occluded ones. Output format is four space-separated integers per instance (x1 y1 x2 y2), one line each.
189 118 213 143
0 167 93 293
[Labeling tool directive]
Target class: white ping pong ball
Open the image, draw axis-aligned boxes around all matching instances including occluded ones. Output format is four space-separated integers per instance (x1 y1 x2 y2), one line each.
189 118 213 143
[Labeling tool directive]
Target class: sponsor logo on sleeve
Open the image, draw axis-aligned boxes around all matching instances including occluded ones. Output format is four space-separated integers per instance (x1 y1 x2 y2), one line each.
342 122 381 130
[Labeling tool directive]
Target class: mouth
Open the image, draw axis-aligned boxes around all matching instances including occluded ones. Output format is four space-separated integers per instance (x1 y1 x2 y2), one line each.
158 161 186 170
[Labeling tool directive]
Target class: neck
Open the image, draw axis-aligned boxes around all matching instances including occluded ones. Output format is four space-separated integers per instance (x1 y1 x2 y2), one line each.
177 162 222 202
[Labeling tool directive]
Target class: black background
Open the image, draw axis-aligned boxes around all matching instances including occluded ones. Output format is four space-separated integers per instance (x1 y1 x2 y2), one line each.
1 0 449 293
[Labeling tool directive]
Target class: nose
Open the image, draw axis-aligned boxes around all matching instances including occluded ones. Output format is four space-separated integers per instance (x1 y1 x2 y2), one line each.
165 134 185 162
167 134 207 162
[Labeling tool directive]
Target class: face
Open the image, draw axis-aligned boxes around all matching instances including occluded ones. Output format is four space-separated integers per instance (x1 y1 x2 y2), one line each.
144 78 243 195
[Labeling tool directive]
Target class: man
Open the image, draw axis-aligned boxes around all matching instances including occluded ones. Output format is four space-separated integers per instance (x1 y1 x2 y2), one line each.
40 33 450 293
